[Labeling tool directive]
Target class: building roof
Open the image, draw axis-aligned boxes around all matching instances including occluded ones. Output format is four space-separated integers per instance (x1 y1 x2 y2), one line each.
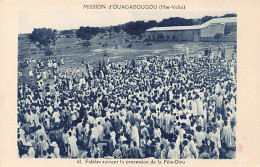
146 17 237 32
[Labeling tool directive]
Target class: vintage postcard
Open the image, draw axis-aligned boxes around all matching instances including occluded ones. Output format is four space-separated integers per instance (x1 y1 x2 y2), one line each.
0 0 259 167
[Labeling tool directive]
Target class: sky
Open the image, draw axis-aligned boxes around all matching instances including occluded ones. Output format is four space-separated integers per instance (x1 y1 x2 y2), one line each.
18 11 233 34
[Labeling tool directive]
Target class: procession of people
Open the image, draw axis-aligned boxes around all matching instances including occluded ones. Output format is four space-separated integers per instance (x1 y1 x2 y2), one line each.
17 46 237 159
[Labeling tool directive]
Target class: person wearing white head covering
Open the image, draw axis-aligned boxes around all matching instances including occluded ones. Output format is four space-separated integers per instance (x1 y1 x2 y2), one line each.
50 141 60 158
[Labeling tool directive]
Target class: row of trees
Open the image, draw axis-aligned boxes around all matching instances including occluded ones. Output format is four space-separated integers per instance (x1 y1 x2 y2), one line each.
123 18 194 36
118 13 237 36
26 27 101 55
25 13 237 56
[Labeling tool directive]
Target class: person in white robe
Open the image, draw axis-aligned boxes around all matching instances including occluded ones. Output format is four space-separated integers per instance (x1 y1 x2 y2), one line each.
167 143 180 159
131 124 139 147
221 121 232 147
191 98 198 116
194 126 205 148
188 135 198 159
196 96 203 116
67 132 79 158
163 111 171 134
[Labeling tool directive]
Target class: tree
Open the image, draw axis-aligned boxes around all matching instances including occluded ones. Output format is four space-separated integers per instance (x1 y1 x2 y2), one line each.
76 26 100 48
200 16 214 24
222 13 237 18
112 26 121 33
108 27 113 39
145 20 158 29
158 17 194 27
29 28 57 56
76 26 100 40
124 21 146 36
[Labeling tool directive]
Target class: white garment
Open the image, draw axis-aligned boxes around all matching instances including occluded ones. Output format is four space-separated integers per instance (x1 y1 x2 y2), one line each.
131 126 139 147
53 111 60 123
68 136 79 157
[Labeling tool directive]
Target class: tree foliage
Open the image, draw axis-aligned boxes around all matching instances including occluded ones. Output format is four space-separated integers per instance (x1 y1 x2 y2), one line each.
124 21 146 36
29 28 57 49
200 14 237 24
60 30 74 35
145 20 157 29
76 26 100 41
222 13 237 18
200 16 214 24
77 13 236 37
112 26 121 33
158 17 194 27
123 17 195 36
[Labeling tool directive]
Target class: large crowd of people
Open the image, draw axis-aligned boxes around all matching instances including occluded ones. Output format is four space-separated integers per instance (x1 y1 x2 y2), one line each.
17 47 237 159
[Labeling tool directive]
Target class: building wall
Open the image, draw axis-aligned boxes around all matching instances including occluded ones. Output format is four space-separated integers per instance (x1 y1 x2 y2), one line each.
146 29 200 42
224 22 237 35
200 36 237 42
145 22 236 42
200 23 225 37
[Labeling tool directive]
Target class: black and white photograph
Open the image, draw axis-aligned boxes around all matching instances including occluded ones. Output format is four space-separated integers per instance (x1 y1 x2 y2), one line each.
16 11 238 159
